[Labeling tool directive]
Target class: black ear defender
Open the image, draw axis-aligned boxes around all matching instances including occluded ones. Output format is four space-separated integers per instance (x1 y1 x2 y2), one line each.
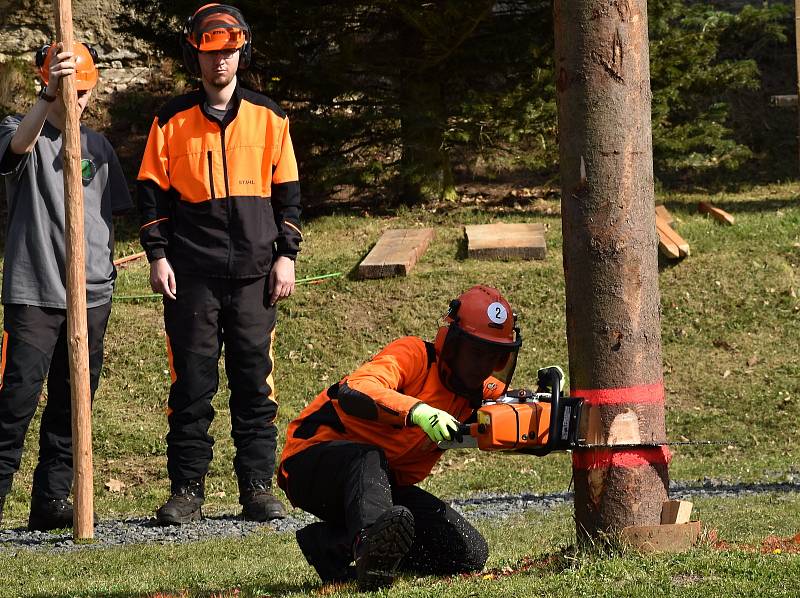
447 299 461 321
180 4 252 77
35 44 49 68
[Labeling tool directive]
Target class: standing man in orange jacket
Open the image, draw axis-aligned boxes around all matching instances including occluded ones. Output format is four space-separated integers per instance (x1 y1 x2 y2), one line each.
279 285 537 590
137 3 301 525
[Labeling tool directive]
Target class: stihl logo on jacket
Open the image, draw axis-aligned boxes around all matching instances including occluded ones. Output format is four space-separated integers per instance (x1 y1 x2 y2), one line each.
137 84 302 278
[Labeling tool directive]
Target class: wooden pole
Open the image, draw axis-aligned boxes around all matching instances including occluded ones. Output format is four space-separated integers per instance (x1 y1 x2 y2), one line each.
53 0 94 540
554 0 669 540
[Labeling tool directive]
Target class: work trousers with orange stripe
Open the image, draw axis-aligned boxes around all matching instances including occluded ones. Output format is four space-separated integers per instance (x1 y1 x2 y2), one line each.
0 302 111 499
163 274 279 491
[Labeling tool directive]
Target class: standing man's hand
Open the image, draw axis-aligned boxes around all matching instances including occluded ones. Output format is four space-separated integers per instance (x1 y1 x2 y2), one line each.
269 256 295 306
150 257 176 300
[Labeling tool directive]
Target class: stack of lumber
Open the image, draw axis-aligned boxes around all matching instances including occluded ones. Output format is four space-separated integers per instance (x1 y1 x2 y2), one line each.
463 223 547 260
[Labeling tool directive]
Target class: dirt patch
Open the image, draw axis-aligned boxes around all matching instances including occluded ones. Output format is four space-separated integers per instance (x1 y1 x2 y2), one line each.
760 532 800 554
706 528 800 554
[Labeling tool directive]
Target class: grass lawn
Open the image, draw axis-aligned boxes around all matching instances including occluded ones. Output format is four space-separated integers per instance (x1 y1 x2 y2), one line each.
0 182 798 596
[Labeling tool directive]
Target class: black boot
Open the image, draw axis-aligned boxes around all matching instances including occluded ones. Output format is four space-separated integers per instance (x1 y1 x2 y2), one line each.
296 522 356 584
239 479 287 521
28 495 74 531
354 505 415 591
0 495 5 526
156 479 204 526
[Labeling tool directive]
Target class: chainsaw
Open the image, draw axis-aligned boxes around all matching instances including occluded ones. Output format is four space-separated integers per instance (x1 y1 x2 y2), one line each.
439 368 724 454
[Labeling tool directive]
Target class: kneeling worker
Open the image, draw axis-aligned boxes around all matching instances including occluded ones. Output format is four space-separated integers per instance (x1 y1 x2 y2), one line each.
279 285 539 590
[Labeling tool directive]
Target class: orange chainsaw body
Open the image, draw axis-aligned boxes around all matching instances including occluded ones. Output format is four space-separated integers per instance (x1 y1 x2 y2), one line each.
470 401 553 450
462 393 583 453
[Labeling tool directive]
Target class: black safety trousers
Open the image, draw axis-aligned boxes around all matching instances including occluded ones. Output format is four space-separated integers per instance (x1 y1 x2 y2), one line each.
164 273 279 490
0 302 111 498
282 440 489 578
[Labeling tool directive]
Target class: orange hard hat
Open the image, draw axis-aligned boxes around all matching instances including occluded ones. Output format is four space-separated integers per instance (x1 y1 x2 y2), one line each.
434 285 522 406
37 42 99 90
185 3 249 52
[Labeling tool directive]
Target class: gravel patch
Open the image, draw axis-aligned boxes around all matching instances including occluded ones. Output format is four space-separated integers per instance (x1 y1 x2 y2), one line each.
0 512 316 554
2 478 799 553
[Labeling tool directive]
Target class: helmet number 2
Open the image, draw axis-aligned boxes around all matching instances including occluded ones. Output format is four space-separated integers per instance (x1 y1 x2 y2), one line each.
487 302 508 325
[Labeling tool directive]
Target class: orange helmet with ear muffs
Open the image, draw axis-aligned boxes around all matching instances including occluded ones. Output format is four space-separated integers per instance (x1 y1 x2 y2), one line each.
36 42 99 90
181 3 252 77
434 285 522 407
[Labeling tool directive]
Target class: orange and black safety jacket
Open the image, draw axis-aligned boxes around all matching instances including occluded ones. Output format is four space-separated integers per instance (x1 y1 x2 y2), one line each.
137 84 301 278
278 336 504 492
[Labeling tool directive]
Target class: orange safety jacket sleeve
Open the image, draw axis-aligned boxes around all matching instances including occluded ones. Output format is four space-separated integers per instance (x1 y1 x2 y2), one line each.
137 117 172 262
271 117 302 259
336 337 431 428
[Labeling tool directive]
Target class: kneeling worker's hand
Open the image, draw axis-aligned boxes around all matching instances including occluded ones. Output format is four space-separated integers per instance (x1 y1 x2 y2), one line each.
410 403 461 442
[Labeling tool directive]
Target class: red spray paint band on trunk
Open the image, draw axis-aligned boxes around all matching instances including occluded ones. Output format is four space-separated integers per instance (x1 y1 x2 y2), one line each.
571 381 665 406
572 446 672 470
570 381 670 469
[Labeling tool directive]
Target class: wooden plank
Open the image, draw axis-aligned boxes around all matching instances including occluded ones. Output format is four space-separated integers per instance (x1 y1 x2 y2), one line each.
698 201 735 225
656 225 681 260
464 223 547 260
656 216 689 258
661 500 693 525
358 228 435 279
655 204 674 226
770 94 798 108
621 521 701 553
113 251 146 267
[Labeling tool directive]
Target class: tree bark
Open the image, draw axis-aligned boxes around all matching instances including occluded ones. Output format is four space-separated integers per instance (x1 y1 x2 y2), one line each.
53 0 94 540
795 0 800 171
553 0 669 540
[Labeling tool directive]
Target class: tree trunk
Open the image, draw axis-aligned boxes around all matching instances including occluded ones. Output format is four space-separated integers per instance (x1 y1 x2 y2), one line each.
553 0 670 540
398 27 455 204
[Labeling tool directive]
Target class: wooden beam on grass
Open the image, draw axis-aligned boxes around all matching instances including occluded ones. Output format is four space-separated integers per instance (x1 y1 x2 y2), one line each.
464 223 547 260
656 216 689 259
54 0 94 540
698 201 735 226
654 204 674 226
113 251 147 267
357 228 435 279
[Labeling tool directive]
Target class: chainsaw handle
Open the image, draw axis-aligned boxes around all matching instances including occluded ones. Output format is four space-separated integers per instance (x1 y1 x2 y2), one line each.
521 366 563 457
457 423 472 437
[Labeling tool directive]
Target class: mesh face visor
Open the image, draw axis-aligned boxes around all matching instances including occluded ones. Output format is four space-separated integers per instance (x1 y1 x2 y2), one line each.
189 7 248 51
439 325 521 405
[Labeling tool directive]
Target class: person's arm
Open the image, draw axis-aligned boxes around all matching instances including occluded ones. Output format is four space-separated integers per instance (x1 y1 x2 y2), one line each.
9 44 74 156
268 115 302 305
336 337 430 427
137 115 176 299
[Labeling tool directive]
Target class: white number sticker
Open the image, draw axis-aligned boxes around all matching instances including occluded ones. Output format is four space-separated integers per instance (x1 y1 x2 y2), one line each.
487 302 508 324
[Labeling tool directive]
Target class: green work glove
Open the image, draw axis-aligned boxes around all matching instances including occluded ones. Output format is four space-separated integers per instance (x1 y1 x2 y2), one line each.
409 403 461 442
536 365 565 393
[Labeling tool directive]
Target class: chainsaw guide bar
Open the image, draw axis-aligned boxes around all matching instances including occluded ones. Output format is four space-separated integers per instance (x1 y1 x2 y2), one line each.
436 377 732 454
